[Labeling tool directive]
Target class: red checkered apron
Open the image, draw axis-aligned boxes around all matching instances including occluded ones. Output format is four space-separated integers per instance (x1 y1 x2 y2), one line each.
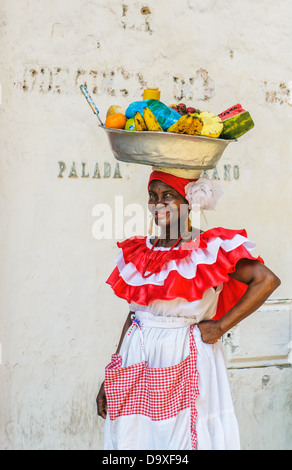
104 318 200 450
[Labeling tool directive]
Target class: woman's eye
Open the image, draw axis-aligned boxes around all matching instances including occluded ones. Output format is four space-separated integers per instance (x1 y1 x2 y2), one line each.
148 192 174 201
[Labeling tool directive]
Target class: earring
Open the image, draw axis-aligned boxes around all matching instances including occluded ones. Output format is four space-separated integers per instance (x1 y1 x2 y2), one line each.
188 216 192 232
148 216 154 235
184 216 191 234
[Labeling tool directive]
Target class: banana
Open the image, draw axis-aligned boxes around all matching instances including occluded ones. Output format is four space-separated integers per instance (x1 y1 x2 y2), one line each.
167 114 193 134
143 107 163 132
185 115 204 135
134 111 147 131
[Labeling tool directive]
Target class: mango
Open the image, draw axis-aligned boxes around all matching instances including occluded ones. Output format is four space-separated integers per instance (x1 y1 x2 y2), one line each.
106 105 125 118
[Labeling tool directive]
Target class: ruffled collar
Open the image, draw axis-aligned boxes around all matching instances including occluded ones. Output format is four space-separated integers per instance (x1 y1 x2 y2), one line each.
107 226 263 316
123 227 248 251
117 227 248 278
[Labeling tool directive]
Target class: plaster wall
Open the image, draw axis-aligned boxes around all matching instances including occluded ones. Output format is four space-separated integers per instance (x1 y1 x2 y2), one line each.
0 0 291 449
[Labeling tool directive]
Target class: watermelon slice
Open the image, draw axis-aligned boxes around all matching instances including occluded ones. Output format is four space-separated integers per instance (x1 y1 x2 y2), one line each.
218 103 245 121
218 104 254 140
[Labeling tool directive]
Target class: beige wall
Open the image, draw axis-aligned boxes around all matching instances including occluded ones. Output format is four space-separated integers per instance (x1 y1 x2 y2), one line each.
0 0 291 449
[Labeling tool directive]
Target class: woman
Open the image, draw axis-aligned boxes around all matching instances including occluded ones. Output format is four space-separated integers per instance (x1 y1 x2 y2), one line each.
97 168 280 450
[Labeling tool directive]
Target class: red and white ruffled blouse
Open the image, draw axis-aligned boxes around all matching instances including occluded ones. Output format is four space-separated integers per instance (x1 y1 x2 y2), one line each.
106 227 264 321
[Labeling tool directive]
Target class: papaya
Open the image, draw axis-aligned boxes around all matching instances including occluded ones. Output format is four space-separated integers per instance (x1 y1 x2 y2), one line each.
125 99 181 131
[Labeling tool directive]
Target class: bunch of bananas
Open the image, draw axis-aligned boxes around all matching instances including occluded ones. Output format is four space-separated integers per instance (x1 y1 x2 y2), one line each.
167 114 203 135
134 107 223 138
134 107 204 135
134 108 163 132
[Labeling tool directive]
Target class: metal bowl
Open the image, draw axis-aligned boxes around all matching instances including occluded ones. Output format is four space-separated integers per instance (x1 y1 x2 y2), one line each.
100 125 235 170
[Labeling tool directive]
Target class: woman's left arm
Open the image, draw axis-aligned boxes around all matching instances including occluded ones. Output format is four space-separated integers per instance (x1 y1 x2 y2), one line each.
198 259 281 344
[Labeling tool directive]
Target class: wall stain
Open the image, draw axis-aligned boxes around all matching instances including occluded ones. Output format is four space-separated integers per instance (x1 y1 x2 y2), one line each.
121 4 153 34
263 80 291 106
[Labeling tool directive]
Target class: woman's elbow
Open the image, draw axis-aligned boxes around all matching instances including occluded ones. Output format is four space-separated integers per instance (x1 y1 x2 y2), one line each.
264 272 281 293
252 263 281 294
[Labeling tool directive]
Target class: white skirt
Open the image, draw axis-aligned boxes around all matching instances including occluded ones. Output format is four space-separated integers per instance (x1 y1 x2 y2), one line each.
103 312 240 451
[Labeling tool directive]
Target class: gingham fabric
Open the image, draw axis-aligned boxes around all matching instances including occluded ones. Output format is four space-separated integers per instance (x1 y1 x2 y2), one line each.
104 319 199 450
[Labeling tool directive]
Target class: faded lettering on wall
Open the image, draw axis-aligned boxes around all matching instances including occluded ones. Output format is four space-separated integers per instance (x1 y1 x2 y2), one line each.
58 161 122 179
17 65 218 102
57 161 240 181
17 65 291 106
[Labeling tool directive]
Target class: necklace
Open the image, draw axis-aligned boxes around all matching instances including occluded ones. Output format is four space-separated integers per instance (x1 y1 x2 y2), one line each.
142 233 185 278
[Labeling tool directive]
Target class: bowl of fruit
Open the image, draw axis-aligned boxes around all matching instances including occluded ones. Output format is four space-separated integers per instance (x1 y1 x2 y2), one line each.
80 86 254 170
102 100 254 170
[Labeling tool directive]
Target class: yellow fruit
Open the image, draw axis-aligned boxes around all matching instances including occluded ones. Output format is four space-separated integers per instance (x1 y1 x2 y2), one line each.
106 105 124 117
185 115 204 135
134 111 147 131
199 111 223 138
167 114 193 134
143 107 163 132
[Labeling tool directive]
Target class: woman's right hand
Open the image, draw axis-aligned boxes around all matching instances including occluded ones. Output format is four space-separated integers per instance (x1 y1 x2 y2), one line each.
96 313 133 420
96 381 107 419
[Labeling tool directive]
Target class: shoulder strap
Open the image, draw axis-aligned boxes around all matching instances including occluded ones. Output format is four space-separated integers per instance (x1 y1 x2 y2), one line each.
129 315 146 362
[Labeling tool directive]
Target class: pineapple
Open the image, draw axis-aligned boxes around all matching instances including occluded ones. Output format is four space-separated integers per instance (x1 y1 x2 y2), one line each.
199 111 223 138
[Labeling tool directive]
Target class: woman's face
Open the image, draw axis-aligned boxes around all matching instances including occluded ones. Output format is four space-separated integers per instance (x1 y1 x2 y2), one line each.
148 180 188 231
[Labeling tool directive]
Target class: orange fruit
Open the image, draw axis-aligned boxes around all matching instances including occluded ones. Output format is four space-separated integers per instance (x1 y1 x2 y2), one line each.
105 113 127 129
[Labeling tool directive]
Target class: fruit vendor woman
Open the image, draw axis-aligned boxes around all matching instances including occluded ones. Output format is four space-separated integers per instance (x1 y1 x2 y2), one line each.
96 167 280 450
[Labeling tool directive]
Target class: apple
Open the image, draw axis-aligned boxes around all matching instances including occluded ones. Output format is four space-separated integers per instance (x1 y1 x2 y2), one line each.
125 118 136 131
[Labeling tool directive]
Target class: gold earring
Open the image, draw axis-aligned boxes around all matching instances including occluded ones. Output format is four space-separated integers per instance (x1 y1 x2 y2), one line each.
184 216 191 234
188 216 192 232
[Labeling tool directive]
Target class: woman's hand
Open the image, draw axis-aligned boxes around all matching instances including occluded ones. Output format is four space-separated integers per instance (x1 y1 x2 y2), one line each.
96 381 107 419
96 312 133 420
197 320 222 344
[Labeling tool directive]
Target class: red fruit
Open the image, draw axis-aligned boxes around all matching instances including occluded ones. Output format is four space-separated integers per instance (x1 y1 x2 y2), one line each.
186 107 201 114
177 103 187 114
218 104 245 121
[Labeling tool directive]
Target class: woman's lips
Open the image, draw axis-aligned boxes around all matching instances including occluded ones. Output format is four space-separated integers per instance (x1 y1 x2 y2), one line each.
155 210 170 218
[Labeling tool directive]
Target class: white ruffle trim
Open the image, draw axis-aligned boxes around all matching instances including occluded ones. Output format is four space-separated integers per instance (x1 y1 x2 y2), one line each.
115 234 256 286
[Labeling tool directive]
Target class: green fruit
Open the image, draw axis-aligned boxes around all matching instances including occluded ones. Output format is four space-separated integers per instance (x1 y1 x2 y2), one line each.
125 118 136 131
220 111 254 140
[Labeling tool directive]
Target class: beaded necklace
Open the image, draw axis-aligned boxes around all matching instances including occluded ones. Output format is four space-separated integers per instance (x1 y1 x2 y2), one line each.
142 233 185 279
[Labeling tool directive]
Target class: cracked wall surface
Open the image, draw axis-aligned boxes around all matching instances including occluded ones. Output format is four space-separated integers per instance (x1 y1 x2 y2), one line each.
0 0 291 450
